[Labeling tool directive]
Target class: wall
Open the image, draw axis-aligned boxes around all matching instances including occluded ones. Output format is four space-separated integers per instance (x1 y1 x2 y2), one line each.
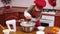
0 0 60 9
11 0 34 7
11 0 60 9
0 0 4 7
55 0 60 9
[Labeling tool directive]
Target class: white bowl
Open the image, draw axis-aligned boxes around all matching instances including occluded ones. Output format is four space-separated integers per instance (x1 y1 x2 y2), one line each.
36 31 45 34
37 26 45 31
20 21 35 27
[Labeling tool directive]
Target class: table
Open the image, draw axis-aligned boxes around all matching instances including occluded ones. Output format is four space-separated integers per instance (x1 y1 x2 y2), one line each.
9 27 59 34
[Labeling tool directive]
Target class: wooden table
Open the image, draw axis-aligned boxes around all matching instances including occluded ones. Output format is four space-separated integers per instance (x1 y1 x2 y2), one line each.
9 27 59 34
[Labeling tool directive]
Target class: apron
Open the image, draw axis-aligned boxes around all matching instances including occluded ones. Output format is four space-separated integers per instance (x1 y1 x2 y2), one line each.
32 11 41 27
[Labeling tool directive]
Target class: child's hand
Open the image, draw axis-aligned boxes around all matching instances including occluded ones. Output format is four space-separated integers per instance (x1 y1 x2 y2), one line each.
26 16 32 19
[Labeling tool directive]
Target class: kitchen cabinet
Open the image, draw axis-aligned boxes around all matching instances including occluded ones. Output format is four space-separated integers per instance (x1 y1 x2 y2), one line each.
4 12 20 26
54 11 60 27
55 16 60 27
0 7 27 26
0 12 25 26
4 12 19 20
0 12 26 26
0 14 5 26
19 12 25 19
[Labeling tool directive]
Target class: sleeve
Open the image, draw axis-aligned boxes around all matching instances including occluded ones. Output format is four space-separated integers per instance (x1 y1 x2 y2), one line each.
24 5 35 18
24 10 31 18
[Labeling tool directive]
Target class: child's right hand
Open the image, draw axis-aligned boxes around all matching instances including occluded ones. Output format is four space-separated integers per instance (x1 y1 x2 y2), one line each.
25 16 32 19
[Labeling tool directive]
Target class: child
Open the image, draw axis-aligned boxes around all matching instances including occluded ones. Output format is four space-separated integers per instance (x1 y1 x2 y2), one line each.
24 0 46 27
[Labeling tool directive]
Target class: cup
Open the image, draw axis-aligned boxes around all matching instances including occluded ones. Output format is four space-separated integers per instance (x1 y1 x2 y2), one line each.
36 31 45 34
3 29 10 34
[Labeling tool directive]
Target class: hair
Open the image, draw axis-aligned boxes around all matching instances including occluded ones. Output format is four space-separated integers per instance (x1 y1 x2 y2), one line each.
28 5 35 14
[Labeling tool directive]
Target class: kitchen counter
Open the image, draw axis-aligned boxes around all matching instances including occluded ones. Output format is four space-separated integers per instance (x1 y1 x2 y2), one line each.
9 27 59 34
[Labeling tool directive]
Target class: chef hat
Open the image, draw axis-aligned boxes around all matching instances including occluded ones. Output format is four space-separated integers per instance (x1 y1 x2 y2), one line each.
34 0 46 10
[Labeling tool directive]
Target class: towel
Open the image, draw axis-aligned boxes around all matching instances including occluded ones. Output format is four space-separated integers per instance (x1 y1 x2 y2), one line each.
48 0 56 7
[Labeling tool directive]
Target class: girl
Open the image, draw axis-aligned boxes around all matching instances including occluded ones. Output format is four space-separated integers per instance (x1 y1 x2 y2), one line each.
24 0 46 27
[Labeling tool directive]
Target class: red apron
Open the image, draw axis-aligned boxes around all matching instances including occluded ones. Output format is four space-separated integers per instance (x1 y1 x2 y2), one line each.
32 11 41 27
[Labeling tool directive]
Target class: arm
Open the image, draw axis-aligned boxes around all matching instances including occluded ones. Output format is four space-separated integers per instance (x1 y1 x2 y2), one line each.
24 10 32 19
24 5 35 19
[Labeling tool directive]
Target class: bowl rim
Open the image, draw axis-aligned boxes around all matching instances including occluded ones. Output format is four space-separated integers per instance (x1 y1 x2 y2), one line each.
37 26 45 30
